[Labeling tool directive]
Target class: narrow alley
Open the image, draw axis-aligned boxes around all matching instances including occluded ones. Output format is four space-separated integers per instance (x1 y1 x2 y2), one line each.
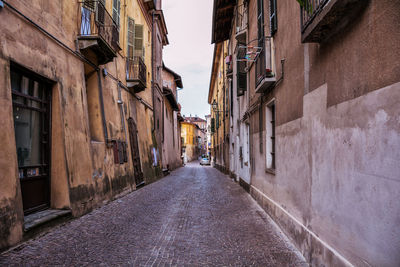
0 162 306 266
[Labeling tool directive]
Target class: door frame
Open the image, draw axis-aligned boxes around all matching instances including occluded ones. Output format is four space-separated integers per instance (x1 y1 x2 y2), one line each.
11 62 53 215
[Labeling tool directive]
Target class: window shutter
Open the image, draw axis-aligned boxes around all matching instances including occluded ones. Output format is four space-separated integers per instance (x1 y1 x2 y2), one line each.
216 113 219 129
237 60 247 96
127 17 135 59
134 24 144 57
112 0 120 26
83 0 95 11
270 0 277 35
257 0 264 45
211 118 215 133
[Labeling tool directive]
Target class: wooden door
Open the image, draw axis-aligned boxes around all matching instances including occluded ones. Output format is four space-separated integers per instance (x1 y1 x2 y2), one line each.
128 118 144 185
11 67 51 215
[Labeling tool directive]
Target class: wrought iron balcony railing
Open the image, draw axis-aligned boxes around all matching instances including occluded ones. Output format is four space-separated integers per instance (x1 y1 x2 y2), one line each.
126 57 147 93
255 37 276 93
78 0 120 64
300 0 367 43
300 0 329 33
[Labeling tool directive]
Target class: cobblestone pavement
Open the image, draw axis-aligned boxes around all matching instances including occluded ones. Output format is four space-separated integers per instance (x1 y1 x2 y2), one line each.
0 162 307 266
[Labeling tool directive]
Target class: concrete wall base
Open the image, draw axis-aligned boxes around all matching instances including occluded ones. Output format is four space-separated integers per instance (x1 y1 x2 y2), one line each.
250 185 353 267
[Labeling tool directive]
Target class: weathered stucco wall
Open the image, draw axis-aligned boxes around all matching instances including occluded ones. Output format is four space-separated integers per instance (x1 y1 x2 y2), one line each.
0 57 24 250
245 0 400 265
0 0 156 250
0 0 84 247
251 82 400 266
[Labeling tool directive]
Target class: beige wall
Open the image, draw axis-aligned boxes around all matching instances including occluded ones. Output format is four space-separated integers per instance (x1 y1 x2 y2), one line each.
161 68 183 170
246 0 400 265
0 0 161 250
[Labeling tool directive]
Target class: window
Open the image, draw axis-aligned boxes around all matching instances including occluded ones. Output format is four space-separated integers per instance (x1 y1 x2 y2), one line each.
270 0 278 35
265 101 275 170
257 0 264 46
112 0 121 27
134 24 144 58
127 17 135 59
237 60 247 96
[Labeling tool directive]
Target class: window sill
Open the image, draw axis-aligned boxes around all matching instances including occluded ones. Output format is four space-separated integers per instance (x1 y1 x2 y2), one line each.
265 168 276 175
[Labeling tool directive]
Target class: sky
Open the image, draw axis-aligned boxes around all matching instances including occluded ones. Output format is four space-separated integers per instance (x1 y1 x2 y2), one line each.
163 0 214 119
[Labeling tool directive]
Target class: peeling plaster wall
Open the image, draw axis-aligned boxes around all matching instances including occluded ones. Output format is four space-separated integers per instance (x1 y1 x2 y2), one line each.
244 0 400 265
0 0 151 249
251 82 400 266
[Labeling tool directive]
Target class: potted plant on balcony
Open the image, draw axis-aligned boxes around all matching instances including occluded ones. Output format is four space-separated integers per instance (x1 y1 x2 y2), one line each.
266 68 275 78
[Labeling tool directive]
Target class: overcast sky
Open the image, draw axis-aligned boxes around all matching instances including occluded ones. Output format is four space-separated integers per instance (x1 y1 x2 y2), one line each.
163 0 213 119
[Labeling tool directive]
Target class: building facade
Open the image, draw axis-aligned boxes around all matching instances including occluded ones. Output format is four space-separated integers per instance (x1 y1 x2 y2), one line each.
209 0 400 266
0 0 181 251
180 121 204 163
161 63 183 171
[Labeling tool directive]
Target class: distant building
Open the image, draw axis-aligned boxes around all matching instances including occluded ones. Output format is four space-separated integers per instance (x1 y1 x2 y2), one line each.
181 116 207 162
205 115 212 157
184 116 207 131
162 63 183 171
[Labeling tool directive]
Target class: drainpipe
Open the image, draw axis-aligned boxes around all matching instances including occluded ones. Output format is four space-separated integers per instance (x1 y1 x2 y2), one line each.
117 82 128 145
151 10 156 132
98 69 109 141
222 43 226 167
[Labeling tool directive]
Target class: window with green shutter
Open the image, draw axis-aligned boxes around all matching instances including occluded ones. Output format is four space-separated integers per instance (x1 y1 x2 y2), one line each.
127 17 135 59
112 0 120 26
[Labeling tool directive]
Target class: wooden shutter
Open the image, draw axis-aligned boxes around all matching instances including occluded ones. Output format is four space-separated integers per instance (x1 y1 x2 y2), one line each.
134 24 144 57
270 0 277 35
112 0 120 26
83 0 95 11
257 0 264 46
127 17 135 59
237 60 247 96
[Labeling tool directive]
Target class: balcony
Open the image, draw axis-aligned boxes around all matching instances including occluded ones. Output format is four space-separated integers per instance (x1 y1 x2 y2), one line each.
78 0 120 65
255 37 276 94
126 57 147 93
235 3 247 43
301 0 369 43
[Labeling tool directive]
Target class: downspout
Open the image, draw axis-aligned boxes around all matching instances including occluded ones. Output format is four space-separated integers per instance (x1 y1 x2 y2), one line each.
222 43 226 167
97 70 109 141
117 82 128 145
151 10 156 132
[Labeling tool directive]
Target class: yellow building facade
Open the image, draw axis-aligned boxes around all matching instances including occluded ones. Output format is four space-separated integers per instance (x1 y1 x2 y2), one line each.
208 41 229 170
181 122 199 163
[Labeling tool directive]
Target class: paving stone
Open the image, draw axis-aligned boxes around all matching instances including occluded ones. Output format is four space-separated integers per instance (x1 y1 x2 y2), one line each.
0 162 307 266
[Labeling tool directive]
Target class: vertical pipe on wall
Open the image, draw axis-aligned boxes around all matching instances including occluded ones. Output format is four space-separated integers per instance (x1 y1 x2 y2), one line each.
97 70 108 141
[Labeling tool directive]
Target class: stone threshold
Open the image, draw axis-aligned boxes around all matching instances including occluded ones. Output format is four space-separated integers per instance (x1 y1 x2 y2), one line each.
24 209 72 232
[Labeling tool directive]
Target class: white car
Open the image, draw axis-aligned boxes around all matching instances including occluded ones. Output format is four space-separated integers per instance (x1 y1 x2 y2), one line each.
200 157 210 166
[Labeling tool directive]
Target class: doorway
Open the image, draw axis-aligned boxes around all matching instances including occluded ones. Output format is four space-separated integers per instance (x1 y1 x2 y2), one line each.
128 118 144 185
11 66 52 215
